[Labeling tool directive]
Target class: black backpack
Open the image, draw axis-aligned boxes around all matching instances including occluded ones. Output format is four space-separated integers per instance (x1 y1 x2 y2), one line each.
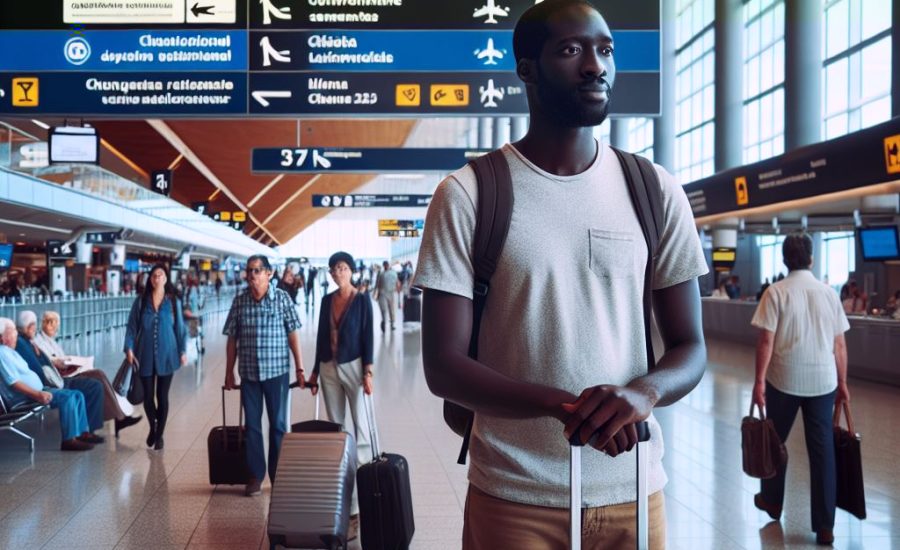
443 146 665 465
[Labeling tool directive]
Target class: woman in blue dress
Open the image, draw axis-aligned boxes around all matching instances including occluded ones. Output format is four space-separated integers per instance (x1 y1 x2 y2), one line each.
124 264 187 450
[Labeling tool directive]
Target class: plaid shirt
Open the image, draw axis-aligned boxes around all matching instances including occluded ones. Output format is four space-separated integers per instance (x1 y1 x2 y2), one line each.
223 285 302 382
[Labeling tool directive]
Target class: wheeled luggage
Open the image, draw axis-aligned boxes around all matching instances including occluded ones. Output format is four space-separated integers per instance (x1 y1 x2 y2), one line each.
402 295 421 323
208 386 251 486
268 384 357 550
570 422 651 550
357 394 415 550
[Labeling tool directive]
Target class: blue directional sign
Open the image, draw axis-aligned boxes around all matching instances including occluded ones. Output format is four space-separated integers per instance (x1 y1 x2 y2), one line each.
313 195 432 208
253 148 489 173
0 30 247 71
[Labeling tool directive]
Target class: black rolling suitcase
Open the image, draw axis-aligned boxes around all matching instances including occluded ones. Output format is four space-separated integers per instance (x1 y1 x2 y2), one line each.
357 394 415 550
208 386 251 486
569 422 652 550
402 288 421 323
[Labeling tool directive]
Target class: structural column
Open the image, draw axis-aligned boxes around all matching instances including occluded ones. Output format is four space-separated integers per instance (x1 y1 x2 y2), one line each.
510 116 529 142
714 0 744 171
492 117 510 148
477 117 493 149
653 0 677 172
610 119 629 149
784 0 822 150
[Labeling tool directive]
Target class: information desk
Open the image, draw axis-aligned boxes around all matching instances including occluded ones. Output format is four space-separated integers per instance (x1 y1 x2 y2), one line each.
701 298 900 387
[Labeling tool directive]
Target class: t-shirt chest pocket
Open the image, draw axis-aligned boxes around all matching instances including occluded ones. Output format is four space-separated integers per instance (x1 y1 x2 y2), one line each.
589 229 635 279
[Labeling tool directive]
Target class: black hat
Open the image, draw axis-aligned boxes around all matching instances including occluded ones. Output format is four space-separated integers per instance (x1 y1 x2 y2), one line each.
328 251 355 271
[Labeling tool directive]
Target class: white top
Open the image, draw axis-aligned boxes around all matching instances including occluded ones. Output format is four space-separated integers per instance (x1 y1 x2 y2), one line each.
414 141 708 508
751 270 850 396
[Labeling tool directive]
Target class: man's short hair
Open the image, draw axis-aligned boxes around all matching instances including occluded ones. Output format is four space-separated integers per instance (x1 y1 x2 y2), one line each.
513 0 597 63
782 232 814 271
247 255 272 271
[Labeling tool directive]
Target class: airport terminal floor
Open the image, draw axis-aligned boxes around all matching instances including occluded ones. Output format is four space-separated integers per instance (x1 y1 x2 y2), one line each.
0 295 898 550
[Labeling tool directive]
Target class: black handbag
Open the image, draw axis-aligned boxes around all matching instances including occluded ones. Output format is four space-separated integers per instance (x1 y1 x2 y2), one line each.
741 402 788 479
113 357 144 405
833 402 866 519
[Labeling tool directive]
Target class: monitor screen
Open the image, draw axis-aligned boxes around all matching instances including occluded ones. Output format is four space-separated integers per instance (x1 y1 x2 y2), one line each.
124 258 140 273
49 126 99 164
858 226 900 261
0 243 13 271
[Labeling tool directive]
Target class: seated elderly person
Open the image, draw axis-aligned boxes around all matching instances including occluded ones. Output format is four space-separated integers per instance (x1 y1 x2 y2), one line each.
0 317 96 451
32 311 141 436
14 311 106 443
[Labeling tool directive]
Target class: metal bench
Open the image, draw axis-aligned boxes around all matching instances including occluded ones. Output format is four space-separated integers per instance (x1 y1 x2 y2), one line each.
0 392 48 452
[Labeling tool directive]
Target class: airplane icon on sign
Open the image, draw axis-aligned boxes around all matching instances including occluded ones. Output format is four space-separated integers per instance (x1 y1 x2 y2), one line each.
259 36 291 66
473 0 510 24
260 0 291 25
474 38 505 65
479 79 504 108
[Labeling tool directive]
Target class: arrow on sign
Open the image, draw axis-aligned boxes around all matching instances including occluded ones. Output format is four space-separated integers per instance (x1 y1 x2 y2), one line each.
252 90 291 107
191 3 215 16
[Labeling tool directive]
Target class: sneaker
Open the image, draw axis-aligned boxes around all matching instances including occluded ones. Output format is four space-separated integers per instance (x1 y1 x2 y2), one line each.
348 514 359 541
78 433 105 444
61 438 94 451
816 530 834 545
245 478 262 497
754 493 782 521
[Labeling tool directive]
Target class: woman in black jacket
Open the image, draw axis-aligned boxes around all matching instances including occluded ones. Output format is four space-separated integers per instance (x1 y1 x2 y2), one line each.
307 251 375 539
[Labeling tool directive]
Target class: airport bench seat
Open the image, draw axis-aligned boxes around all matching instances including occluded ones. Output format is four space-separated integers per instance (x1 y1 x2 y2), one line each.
0 393 48 453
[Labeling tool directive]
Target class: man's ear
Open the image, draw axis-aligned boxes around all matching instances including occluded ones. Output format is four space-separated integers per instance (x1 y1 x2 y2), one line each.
517 59 538 84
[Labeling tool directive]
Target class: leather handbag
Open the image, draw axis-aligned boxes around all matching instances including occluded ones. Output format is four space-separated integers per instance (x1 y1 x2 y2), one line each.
741 402 788 479
833 402 866 519
113 358 144 405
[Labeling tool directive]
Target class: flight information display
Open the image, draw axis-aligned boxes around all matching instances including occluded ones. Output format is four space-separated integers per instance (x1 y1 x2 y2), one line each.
0 0 660 117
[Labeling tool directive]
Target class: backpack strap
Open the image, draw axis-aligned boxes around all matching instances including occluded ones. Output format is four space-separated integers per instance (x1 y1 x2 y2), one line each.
454 148 514 465
610 147 664 372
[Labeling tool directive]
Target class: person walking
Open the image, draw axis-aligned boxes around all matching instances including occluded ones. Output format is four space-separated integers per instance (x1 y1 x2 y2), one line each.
307 251 376 541
414 1 708 547
124 263 187 451
373 261 400 332
223 255 305 497
751 233 851 546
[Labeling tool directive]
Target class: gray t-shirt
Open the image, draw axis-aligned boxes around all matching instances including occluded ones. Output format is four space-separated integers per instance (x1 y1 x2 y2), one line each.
377 269 399 295
414 141 708 508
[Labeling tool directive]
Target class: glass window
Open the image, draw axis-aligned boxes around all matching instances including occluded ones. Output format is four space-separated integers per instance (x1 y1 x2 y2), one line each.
675 0 715 184
823 231 856 292
758 234 787 284
742 0 785 164
627 118 655 161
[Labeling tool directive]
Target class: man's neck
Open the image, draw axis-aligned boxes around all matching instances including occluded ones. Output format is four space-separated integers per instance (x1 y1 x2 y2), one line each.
513 120 598 176
251 285 268 301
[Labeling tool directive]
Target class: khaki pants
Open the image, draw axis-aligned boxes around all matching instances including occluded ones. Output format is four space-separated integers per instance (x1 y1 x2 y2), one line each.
463 485 666 550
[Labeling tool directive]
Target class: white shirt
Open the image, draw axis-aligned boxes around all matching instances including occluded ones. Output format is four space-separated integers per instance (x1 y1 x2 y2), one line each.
751 270 850 396
414 141 708 508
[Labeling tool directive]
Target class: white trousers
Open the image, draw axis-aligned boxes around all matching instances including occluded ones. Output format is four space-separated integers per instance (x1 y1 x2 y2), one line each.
319 357 377 515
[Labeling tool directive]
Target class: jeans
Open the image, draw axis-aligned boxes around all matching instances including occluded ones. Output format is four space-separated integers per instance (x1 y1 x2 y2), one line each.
761 382 837 532
48 388 89 441
241 372 289 482
63 377 104 432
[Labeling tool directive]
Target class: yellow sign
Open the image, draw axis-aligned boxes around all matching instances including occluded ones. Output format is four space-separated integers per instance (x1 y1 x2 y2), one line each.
200 260 212 271
219 211 232 221
233 211 246 222
885 134 900 175
430 84 469 107
712 249 736 262
734 176 749 206
12 77 39 107
395 84 420 107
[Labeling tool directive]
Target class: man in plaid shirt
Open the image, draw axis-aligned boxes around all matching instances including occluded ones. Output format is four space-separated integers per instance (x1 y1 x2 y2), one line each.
224 255 306 497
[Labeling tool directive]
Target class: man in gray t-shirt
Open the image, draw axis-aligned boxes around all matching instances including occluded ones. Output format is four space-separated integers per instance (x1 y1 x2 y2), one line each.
374 261 400 332
414 1 708 548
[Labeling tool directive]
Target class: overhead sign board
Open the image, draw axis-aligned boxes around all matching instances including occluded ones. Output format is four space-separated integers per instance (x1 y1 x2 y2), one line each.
313 195 432 208
64 0 187 24
685 117 900 219
46 239 76 259
85 231 120 244
253 147 488 173
378 219 424 237
151 169 173 196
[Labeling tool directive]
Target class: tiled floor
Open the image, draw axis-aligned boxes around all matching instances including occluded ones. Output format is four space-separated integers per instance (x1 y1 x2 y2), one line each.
0 294 897 549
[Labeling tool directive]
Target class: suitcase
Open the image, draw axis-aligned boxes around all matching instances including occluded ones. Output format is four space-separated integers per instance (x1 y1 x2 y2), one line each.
357 394 415 550
208 386 251 486
402 296 421 323
268 383 357 550
570 422 651 550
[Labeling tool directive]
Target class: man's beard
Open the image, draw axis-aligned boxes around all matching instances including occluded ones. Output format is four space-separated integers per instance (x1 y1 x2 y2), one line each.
536 69 611 128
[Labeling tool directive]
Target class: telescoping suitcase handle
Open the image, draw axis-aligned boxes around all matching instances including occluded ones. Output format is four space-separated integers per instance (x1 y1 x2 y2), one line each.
288 381 321 421
569 421 651 550
220 385 244 450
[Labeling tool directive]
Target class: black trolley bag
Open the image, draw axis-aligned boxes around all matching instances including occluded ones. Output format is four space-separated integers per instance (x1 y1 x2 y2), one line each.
268 382 357 550
356 393 415 550
570 423 652 550
208 386 251 486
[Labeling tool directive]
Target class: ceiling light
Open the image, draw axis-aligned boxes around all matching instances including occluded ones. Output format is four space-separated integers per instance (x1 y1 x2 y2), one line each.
31 119 50 130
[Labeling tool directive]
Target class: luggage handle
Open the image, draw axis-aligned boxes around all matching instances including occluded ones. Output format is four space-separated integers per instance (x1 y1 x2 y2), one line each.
569 421 651 550
832 401 856 435
362 392 381 461
748 401 766 420
289 381 321 421
221 385 243 450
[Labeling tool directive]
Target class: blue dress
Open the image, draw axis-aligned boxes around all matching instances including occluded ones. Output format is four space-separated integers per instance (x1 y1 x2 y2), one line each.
124 295 187 377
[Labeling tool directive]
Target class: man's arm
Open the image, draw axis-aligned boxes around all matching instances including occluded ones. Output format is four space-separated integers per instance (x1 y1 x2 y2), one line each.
422 288 576 421
834 333 849 405
11 381 52 405
753 329 775 408
564 279 707 455
288 330 306 388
